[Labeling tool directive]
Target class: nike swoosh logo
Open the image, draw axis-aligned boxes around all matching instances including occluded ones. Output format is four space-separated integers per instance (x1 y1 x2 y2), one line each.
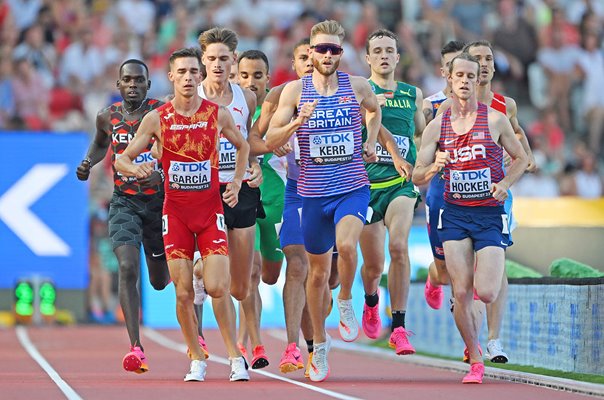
444 139 455 145
357 212 365 219
213 239 226 244
152 252 165 258
500 241 508 246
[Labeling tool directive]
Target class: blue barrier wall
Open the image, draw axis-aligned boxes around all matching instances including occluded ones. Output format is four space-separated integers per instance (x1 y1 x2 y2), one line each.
0 132 89 289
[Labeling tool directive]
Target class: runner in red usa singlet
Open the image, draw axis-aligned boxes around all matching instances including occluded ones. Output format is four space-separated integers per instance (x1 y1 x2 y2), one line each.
157 100 228 261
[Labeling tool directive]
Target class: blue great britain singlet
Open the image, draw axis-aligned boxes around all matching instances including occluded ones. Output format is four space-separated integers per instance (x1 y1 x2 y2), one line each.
440 102 504 207
296 71 368 197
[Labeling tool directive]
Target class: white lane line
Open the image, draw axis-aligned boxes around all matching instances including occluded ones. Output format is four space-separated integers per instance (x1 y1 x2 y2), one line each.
16 326 83 400
143 328 364 400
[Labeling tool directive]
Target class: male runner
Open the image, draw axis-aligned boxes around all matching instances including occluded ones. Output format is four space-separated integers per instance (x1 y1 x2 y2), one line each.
76 59 170 374
267 20 381 382
428 40 537 363
235 49 282 358
249 39 316 376
359 29 424 355
421 41 465 312
196 27 269 369
115 47 251 382
413 52 528 383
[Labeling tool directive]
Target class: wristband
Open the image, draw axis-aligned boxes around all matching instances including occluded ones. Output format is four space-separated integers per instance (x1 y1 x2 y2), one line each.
158 168 165 182
83 157 92 165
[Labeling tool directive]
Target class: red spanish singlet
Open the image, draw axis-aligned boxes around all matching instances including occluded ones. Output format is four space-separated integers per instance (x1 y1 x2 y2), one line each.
490 92 506 115
157 100 228 261
439 102 504 207
110 98 163 195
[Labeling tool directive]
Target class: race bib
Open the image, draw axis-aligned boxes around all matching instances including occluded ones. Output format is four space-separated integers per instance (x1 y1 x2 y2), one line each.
309 131 354 164
449 167 492 200
376 136 410 165
219 136 236 171
168 160 211 191
116 151 156 182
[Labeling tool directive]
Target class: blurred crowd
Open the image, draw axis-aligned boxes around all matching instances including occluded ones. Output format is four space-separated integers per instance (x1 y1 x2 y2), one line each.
2 0 603 319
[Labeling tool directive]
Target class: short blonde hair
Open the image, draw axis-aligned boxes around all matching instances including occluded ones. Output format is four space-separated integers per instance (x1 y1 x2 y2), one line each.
310 20 345 42
198 27 238 53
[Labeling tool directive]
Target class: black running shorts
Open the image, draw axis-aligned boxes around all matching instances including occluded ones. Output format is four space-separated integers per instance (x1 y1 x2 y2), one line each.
220 182 264 229
108 190 165 257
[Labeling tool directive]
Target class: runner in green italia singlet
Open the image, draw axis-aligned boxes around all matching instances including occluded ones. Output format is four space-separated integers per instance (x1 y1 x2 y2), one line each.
358 29 425 356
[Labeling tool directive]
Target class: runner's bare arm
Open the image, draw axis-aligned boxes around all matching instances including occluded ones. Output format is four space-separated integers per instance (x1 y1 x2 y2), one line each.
491 111 528 201
76 109 112 181
378 125 413 179
115 110 160 179
506 96 537 172
266 80 309 150
219 105 250 207
354 76 381 159
414 87 426 148
422 98 435 125
412 116 447 186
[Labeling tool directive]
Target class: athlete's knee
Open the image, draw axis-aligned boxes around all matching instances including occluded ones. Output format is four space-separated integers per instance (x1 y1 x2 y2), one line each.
149 276 169 291
118 260 138 282
362 262 382 281
230 281 249 301
388 241 409 263
285 253 307 280
261 261 281 285
308 267 329 287
175 286 194 305
334 239 355 260
475 286 499 304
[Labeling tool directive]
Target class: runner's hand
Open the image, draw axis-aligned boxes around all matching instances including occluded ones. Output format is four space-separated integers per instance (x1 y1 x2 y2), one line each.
434 151 449 172
296 99 318 126
375 93 386 107
247 163 263 188
490 182 509 202
132 161 155 180
273 143 292 157
363 142 377 163
393 155 413 181
76 159 91 181
223 179 241 208
138 170 162 188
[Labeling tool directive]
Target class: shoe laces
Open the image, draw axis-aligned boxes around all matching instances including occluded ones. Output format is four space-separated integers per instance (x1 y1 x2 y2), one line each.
312 344 327 370
366 304 379 323
393 327 414 341
339 300 356 322
489 339 503 353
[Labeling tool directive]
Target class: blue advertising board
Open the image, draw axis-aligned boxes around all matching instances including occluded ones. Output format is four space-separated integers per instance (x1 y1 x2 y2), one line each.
0 132 89 289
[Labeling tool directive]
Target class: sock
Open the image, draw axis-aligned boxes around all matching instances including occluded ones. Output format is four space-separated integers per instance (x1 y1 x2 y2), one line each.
305 339 314 354
364 291 379 307
391 310 406 331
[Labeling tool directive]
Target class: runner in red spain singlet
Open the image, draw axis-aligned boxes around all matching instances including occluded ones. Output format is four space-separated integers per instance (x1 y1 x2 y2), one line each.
115 48 251 383
157 100 228 261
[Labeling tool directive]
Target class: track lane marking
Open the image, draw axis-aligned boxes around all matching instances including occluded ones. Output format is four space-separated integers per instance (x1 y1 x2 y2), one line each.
144 328 364 400
16 326 83 400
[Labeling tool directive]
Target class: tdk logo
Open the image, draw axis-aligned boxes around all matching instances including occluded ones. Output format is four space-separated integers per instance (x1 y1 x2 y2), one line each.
313 133 351 145
171 162 209 172
134 152 154 164
220 141 235 151
452 170 488 180
394 136 408 146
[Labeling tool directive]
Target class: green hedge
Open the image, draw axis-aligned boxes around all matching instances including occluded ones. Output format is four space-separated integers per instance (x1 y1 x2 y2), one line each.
550 258 604 278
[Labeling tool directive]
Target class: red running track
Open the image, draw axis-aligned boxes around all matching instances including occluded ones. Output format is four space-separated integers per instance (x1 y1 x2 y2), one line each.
0 325 595 400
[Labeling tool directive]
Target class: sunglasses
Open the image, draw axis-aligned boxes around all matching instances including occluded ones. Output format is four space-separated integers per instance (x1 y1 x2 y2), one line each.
311 43 344 55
